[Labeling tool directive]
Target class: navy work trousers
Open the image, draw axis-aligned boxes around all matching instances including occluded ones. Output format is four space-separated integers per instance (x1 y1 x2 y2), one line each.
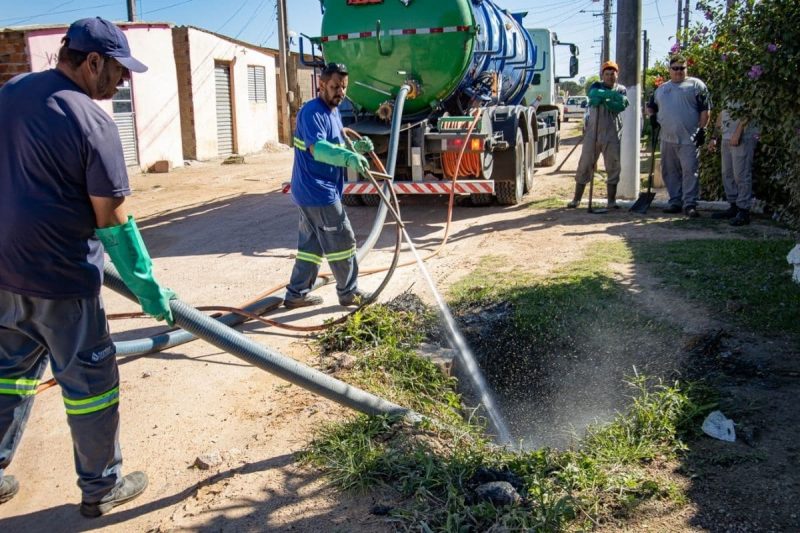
286 202 359 300
0 288 122 503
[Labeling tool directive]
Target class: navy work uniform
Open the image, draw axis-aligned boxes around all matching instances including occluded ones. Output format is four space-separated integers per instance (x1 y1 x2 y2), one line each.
0 68 128 503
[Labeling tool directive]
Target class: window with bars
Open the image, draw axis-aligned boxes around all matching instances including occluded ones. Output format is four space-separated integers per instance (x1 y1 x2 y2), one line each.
247 65 267 103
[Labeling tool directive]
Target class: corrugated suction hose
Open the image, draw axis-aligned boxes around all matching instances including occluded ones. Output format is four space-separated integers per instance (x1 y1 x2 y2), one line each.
103 263 421 420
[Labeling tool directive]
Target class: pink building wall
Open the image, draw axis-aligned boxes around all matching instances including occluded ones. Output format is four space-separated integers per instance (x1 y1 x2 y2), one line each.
25 23 183 172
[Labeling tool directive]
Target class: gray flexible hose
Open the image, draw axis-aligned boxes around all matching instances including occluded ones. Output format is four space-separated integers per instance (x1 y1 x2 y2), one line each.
114 86 411 358
114 295 282 356
357 84 410 263
103 264 421 420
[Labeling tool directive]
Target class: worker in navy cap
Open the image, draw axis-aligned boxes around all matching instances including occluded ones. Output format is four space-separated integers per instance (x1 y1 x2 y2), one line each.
0 17 174 516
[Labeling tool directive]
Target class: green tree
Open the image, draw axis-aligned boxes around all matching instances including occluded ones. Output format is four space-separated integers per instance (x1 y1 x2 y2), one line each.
583 75 600 94
560 80 584 96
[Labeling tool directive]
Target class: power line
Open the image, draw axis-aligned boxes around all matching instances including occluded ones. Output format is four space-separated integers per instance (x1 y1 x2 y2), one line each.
216 0 250 34
142 0 194 16
234 0 268 39
1 2 118 25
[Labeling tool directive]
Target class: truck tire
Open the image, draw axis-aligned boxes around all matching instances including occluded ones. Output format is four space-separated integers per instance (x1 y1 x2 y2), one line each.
362 194 381 206
495 129 525 205
469 193 493 206
342 194 364 207
540 133 559 167
524 139 535 193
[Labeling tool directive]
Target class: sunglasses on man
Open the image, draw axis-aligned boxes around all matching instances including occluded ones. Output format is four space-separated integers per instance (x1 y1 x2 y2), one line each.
671 66 687 71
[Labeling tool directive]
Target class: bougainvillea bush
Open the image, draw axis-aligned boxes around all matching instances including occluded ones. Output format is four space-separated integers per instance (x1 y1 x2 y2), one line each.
675 0 800 227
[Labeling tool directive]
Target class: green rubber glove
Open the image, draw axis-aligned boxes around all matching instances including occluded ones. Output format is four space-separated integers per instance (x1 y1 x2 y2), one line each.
352 137 374 155
96 216 177 325
313 140 370 175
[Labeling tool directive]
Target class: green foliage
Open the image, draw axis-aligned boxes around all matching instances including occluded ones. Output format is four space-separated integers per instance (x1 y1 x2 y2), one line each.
559 80 584 96
635 238 800 336
317 303 429 352
677 0 800 227
583 74 600 94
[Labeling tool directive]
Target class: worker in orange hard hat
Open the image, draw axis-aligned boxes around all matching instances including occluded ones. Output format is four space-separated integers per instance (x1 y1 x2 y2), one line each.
601 60 619 73
567 59 629 209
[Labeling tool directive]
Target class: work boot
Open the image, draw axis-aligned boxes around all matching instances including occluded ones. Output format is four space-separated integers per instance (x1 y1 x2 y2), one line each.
0 475 19 504
284 294 323 309
566 183 586 208
662 204 682 214
79 471 148 518
712 203 738 219
607 184 619 209
684 206 700 218
339 289 372 307
729 209 750 226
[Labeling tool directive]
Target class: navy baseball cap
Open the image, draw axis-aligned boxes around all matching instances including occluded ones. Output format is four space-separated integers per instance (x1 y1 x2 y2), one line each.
66 17 148 73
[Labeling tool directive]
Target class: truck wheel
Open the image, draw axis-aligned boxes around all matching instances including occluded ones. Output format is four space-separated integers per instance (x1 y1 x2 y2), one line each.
495 129 524 205
362 194 381 206
524 139 535 193
469 193 493 206
540 133 559 167
342 194 364 207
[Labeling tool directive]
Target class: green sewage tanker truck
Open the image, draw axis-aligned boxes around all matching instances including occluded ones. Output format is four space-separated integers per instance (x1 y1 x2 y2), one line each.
305 0 579 206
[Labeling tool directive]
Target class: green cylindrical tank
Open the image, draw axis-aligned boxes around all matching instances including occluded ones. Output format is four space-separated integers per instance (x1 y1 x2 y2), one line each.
319 0 475 116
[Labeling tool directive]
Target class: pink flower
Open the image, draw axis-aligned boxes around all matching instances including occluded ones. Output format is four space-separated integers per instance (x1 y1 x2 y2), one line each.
670 42 682 54
747 64 764 79
767 43 778 53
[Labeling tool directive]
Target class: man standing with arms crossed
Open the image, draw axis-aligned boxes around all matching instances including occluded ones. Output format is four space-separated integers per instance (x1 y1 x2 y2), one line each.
647 54 710 218
567 60 629 209
0 17 174 516
284 62 373 308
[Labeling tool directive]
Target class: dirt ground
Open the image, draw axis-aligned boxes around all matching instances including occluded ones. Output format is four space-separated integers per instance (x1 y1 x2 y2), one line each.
1 122 798 532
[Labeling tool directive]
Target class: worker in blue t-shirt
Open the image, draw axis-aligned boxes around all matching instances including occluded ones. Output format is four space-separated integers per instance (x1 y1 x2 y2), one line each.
284 62 373 308
0 18 174 516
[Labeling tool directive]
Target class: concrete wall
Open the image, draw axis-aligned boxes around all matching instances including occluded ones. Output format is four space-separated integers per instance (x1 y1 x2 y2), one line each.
23 24 183 172
180 27 278 160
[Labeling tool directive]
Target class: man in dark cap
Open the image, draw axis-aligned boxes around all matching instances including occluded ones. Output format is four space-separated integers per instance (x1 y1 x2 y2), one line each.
0 17 174 517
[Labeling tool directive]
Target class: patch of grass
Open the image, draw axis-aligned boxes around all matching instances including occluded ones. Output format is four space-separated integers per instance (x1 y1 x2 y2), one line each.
301 247 716 530
634 238 800 336
449 244 632 348
526 197 566 209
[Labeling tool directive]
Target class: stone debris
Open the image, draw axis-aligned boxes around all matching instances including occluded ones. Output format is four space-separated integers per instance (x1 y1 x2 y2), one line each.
192 451 223 470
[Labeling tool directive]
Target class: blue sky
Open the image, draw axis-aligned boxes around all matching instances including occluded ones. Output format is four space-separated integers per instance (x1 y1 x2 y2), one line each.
1 0 689 80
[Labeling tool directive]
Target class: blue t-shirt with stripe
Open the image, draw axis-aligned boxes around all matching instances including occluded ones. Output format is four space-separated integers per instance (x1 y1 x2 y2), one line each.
0 69 130 299
290 97 345 206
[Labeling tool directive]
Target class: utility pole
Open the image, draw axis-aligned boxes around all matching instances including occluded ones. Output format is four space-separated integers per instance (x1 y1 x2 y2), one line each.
676 0 683 46
642 30 649 109
616 0 642 199
602 0 612 63
683 0 690 42
276 0 291 145
127 0 137 22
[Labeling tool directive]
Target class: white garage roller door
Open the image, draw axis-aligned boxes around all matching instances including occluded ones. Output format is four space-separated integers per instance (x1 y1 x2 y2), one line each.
215 63 234 156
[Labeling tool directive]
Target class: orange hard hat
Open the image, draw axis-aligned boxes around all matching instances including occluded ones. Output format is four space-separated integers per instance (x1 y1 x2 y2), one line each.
601 60 619 73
